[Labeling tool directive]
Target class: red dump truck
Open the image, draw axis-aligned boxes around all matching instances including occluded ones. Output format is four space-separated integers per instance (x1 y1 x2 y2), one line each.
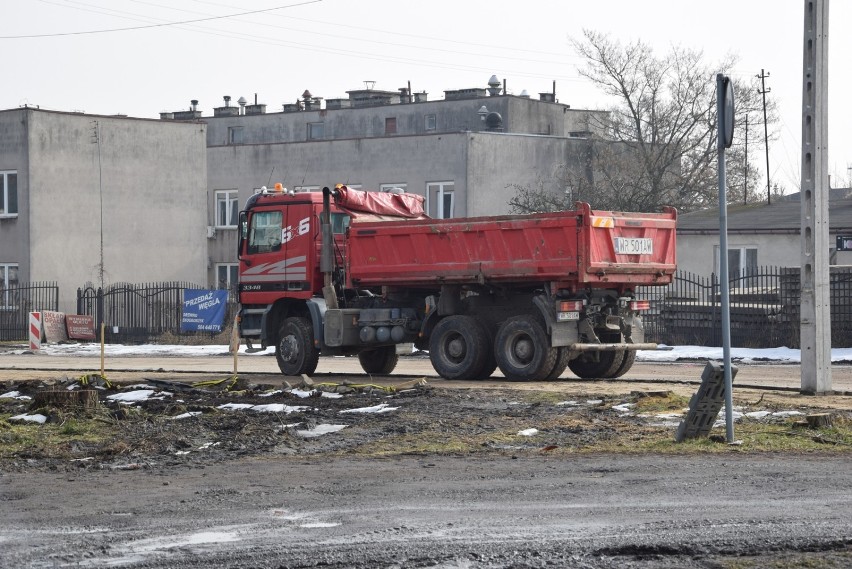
237 184 676 381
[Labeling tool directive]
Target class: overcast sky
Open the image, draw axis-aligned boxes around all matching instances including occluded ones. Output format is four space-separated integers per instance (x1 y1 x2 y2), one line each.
4 0 849 194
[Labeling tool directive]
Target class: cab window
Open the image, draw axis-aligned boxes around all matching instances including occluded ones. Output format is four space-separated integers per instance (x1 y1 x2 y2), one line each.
248 211 283 254
331 213 351 235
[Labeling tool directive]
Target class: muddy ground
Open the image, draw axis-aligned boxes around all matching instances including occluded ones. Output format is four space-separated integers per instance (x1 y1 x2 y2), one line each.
2 365 852 568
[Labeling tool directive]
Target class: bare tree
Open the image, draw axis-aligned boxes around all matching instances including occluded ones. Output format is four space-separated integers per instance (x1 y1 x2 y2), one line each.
509 30 778 214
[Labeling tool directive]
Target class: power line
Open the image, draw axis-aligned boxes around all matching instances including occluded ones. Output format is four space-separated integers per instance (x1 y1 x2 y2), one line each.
0 0 322 39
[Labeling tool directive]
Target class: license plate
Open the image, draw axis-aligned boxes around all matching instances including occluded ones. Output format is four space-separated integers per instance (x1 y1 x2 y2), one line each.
557 311 580 321
614 237 653 255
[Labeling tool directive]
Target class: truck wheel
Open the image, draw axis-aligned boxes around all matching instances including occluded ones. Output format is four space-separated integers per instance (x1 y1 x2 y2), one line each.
544 347 571 380
494 315 558 381
276 317 320 376
429 315 490 380
567 351 619 379
609 350 636 378
358 346 399 375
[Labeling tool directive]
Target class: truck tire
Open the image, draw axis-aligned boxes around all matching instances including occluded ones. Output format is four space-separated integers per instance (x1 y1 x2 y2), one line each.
494 315 558 382
358 346 399 375
276 316 320 376
429 315 491 380
567 351 619 379
544 347 571 380
609 350 636 378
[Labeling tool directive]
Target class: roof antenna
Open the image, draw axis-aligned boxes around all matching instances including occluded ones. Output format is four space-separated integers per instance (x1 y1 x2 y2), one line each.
267 166 275 188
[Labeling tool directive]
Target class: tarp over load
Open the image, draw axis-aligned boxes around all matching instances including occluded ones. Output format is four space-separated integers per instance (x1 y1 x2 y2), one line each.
333 185 427 219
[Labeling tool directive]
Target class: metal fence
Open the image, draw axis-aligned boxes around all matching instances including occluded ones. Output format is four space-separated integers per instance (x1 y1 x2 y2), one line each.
637 266 852 349
0 282 60 341
76 282 239 344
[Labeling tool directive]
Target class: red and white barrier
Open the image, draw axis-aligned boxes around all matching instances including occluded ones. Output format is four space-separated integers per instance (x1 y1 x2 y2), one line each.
29 312 43 351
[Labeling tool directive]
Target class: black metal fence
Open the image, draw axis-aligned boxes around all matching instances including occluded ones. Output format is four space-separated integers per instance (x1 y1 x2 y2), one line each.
637 266 852 349
76 282 239 344
0 282 60 341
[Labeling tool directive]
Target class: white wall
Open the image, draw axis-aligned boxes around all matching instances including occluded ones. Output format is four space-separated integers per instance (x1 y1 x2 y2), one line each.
26 111 208 312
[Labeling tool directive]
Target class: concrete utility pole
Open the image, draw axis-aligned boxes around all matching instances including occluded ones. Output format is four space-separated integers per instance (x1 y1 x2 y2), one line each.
756 69 771 204
744 114 749 205
800 0 831 394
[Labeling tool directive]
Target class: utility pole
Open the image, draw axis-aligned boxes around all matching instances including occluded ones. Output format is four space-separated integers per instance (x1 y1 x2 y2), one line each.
744 114 749 205
90 120 104 291
756 69 771 204
800 0 831 395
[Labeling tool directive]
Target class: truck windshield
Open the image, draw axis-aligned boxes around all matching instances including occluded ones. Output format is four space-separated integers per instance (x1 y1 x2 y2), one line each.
248 211 283 254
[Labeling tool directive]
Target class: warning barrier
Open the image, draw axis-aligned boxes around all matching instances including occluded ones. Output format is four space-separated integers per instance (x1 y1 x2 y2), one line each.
28 312 43 351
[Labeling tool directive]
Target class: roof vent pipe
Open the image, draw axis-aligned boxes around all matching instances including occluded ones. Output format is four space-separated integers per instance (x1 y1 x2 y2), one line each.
190 99 198 111
223 95 231 107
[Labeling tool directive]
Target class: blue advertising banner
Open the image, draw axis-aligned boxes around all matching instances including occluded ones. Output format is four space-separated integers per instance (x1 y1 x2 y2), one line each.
181 290 229 332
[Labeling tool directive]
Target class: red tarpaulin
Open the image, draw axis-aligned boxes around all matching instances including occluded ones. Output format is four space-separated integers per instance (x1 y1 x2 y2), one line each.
334 185 426 218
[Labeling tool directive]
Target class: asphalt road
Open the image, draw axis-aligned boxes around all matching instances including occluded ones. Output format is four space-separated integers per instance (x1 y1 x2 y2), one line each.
2 352 852 567
2 454 850 568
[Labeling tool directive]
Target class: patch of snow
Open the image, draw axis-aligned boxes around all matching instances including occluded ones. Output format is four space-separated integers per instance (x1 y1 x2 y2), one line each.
217 403 254 410
10 413 48 424
320 391 343 399
250 404 309 414
585 399 603 405
258 390 282 397
655 412 684 420
296 424 347 437
299 522 341 528
517 428 539 436
289 389 316 398
745 411 772 419
198 442 220 450
0 390 31 401
556 400 581 407
107 389 156 403
612 403 635 414
339 403 398 414
772 410 805 418
171 412 202 420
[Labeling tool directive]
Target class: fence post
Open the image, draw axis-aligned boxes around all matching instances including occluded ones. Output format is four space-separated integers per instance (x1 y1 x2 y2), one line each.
96 287 104 328
711 273 720 346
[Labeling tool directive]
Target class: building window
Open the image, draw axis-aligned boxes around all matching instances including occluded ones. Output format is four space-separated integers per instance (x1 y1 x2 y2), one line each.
228 126 244 145
0 263 19 309
215 263 239 291
380 183 407 193
308 122 324 140
425 114 436 131
0 171 18 217
716 246 758 285
427 181 455 219
215 190 239 228
385 117 397 135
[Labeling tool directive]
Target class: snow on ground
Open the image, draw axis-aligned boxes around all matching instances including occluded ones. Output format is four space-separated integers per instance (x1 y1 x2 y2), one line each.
8 342 852 363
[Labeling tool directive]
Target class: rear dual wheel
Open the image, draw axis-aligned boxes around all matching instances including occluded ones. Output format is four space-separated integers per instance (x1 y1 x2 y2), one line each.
494 315 558 382
429 315 494 380
567 349 636 379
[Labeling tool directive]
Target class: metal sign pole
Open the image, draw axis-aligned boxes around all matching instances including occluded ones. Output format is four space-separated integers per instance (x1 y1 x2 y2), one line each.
717 74 735 443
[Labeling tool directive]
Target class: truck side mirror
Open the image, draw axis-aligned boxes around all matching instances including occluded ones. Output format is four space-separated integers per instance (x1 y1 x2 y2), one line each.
237 211 248 260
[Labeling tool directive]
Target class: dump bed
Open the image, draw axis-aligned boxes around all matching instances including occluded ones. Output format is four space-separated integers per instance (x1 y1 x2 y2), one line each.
345 202 676 290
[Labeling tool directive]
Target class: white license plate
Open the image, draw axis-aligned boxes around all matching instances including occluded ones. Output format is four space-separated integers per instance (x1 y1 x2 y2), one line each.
557 311 580 321
614 237 653 255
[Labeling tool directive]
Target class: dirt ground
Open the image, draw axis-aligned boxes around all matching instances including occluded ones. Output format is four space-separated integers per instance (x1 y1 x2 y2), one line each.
2 358 852 568
2 357 852 472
